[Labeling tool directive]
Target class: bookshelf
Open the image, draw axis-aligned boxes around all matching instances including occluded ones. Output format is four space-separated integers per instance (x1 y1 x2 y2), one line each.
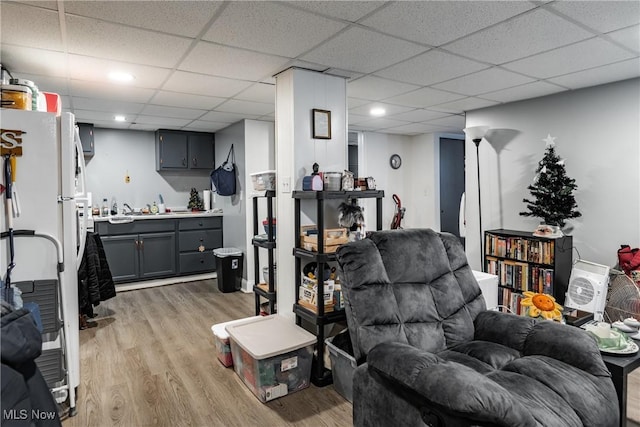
484 229 572 314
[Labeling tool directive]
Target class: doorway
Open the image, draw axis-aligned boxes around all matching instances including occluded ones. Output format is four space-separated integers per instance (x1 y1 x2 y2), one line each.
439 137 465 245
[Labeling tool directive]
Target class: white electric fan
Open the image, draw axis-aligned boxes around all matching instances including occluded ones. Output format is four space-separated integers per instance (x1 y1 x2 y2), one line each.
565 260 610 322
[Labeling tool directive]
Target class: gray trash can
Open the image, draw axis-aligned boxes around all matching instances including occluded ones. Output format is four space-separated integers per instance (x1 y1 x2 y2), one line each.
213 248 243 293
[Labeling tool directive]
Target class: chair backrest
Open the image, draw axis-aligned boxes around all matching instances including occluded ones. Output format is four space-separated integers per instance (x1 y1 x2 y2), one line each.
335 228 486 362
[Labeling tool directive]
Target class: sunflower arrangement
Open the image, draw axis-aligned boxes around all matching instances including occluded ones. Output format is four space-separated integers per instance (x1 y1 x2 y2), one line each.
521 291 563 321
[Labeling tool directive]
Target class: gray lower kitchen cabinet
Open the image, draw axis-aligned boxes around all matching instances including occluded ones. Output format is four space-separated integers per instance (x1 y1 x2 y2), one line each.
178 217 222 274
96 215 222 283
100 232 176 282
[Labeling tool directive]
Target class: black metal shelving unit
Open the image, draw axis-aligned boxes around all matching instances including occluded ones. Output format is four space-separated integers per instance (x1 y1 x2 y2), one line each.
293 189 384 386
252 190 276 315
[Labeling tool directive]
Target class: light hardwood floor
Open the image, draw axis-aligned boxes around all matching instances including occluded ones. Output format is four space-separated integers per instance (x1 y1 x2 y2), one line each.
62 281 352 427
62 280 640 427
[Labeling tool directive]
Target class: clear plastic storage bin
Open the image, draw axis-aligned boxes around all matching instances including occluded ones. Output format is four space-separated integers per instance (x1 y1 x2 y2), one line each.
226 315 315 402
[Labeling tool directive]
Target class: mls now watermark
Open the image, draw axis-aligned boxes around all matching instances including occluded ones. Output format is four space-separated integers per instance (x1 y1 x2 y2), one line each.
4 409 57 421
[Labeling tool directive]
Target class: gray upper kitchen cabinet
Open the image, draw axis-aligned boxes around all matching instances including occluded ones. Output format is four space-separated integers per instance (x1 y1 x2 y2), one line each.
78 123 94 157
156 130 214 171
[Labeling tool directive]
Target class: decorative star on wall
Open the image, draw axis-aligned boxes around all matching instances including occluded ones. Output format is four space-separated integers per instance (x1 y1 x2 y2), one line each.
543 134 556 147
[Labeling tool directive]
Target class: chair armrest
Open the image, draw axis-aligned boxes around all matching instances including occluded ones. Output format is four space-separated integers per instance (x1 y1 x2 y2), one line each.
474 311 610 377
366 341 537 427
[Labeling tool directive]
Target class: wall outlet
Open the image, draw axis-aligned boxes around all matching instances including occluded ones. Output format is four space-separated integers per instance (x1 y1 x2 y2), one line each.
282 176 291 193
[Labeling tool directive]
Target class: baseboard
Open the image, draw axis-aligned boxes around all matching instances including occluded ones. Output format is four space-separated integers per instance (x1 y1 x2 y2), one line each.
116 273 217 292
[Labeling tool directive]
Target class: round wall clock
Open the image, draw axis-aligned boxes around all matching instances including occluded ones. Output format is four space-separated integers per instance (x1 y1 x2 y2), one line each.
390 154 402 169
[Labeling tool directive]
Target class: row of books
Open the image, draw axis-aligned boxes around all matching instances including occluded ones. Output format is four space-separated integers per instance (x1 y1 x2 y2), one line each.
485 233 555 265
498 288 525 315
486 257 554 293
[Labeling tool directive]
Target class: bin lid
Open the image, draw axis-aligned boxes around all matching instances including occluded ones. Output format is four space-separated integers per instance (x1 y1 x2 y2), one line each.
211 316 262 339
226 315 316 360
213 247 242 257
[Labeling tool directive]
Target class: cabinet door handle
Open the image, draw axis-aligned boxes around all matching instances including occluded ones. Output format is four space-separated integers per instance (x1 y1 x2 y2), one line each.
192 158 197 166
134 240 138 248
182 158 187 166
139 240 144 250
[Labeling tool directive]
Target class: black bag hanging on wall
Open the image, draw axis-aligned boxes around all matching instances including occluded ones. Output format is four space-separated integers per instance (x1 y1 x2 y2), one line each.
210 144 237 196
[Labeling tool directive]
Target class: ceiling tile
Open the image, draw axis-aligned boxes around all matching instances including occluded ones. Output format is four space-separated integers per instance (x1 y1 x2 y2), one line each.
347 113 372 125
203 2 347 57
215 99 274 116
431 97 500 114
300 27 427 73
383 122 455 135
89 120 131 130
163 71 252 98
69 80 155 103
150 91 226 110
444 9 593 65
547 58 640 89
67 55 172 88
354 117 412 130
503 38 635 78
72 109 130 123
375 50 488 86
199 111 254 124
10 73 69 96
234 83 276 104
481 81 566 103
349 102 414 117
427 115 466 129
182 120 231 132
324 68 364 80
129 123 164 131
0 46 68 78
1 3 63 51
607 25 640 53
360 1 535 46
15 2 58 11
386 109 449 123
348 76 420 101
65 15 193 68
433 68 536 96
179 42 290 81
64 1 222 38
547 1 640 33
133 115 192 127
347 98 370 109
288 1 386 22
348 123 378 132
140 105 206 120
73 97 145 115
384 87 465 109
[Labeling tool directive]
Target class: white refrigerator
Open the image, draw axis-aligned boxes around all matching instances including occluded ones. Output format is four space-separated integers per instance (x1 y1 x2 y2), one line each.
1 109 89 412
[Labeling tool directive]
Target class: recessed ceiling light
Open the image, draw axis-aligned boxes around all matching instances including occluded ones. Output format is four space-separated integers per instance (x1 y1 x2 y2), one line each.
108 71 135 83
114 115 126 122
370 107 386 117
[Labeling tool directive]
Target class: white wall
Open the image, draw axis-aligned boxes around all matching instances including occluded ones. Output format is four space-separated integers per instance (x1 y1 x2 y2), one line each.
244 120 276 291
466 78 640 269
85 128 209 210
275 68 347 318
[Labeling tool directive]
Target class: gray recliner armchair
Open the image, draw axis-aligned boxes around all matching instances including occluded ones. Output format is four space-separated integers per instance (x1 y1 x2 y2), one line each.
335 229 618 427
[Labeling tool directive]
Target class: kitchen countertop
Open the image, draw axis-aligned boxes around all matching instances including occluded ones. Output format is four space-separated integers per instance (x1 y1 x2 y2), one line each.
93 210 223 223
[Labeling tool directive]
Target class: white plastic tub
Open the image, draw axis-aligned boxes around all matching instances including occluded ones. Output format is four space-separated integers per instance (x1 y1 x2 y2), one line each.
226 315 315 402
250 170 276 191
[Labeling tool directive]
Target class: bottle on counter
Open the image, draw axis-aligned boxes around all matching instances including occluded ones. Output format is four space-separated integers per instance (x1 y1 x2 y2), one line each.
101 198 109 217
111 197 118 215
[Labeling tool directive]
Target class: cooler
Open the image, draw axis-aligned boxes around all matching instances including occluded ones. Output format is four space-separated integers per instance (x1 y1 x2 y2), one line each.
226 315 315 402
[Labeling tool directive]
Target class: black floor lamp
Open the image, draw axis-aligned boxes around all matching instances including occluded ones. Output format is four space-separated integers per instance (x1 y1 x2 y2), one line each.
463 126 489 270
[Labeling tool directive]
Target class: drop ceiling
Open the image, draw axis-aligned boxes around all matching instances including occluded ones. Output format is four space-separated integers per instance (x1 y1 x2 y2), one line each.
1 1 638 136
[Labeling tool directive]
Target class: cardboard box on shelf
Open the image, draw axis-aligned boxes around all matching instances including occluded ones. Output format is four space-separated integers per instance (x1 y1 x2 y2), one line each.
300 226 348 253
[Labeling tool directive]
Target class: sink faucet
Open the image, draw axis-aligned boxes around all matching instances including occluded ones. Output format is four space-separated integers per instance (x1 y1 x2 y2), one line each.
123 203 133 213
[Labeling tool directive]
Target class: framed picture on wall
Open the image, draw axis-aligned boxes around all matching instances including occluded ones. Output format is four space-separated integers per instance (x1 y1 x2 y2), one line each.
312 109 331 139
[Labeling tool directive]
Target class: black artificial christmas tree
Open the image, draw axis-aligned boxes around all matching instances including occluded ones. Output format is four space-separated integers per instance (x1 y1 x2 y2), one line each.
188 187 204 211
520 135 581 228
